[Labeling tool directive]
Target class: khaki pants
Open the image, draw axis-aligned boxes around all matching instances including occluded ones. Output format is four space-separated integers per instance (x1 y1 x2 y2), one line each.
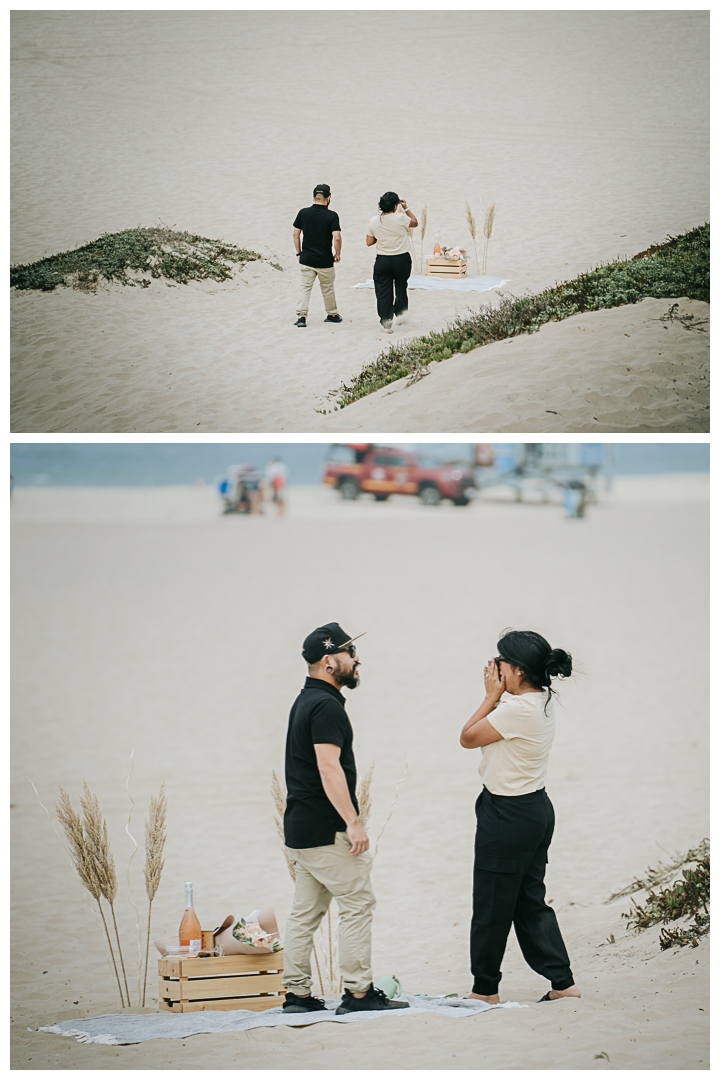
296 264 338 317
283 832 376 994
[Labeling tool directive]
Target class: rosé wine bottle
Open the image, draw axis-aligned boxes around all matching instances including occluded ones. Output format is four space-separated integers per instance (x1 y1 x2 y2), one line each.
179 882 202 954
433 233 442 256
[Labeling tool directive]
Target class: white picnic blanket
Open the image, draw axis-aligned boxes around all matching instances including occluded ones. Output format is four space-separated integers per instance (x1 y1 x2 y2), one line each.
38 995 527 1045
353 274 509 292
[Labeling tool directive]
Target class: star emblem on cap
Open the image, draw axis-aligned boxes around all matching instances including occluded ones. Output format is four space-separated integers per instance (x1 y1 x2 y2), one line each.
323 638 334 650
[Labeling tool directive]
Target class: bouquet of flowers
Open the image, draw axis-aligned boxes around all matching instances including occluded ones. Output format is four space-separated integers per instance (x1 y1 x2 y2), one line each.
441 247 467 261
232 917 283 952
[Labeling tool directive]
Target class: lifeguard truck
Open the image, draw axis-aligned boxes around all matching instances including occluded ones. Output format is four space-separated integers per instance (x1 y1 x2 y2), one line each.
323 444 477 506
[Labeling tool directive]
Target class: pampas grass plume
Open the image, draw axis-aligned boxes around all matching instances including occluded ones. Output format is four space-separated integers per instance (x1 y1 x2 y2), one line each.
466 202 481 276
142 781 167 1006
56 785 126 1007
482 201 496 275
144 782 167 903
81 783 131 1005
409 228 418 274
418 204 428 269
56 786 101 899
271 771 295 882
357 762 374 829
81 784 117 903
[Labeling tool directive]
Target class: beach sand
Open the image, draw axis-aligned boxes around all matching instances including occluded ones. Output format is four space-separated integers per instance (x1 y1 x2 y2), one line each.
10 10 709 433
11 477 709 1069
313 298 710 434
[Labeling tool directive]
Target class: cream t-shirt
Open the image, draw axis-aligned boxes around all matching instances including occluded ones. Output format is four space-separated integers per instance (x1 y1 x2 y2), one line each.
367 210 412 255
479 692 555 796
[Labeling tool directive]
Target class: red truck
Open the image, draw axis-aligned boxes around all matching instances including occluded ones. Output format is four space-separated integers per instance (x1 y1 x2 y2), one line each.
323 444 477 506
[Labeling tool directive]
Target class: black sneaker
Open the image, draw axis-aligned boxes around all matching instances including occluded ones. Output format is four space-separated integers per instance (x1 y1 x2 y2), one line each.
282 991 327 1013
335 984 410 1014
324 314 342 323
294 316 307 327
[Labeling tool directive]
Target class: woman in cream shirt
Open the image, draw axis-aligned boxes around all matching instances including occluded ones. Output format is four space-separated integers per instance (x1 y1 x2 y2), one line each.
366 192 417 333
460 629 582 1004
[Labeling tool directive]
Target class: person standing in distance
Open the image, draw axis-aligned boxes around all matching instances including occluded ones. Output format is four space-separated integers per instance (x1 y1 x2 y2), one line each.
282 623 409 1015
264 456 288 516
293 185 343 327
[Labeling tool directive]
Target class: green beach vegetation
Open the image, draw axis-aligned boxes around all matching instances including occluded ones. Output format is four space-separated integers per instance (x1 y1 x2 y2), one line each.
621 840 710 951
606 838 709 903
10 226 264 292
329 223 709 410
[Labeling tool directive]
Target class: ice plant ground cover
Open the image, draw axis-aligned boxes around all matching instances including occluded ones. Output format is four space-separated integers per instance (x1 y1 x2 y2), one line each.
622 841 710 951
10 226 264 291
329 223 710 408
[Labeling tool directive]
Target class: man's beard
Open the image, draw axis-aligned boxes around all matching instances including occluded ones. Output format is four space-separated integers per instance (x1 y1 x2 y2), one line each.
335 664 360 690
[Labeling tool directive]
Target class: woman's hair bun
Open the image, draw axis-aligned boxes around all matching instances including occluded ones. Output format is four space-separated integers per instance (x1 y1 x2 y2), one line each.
378 191 400 213
545 648 572 679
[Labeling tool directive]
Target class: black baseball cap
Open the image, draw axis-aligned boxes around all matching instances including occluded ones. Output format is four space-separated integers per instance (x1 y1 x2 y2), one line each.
313 184 332 199
302 622 365 664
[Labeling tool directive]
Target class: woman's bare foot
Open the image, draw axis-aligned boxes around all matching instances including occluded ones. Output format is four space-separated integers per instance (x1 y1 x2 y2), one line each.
465 991 500 1004
547 985 581 1000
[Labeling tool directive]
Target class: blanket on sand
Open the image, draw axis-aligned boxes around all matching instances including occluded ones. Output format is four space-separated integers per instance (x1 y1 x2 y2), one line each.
353 275 509 292
38 995 527 1045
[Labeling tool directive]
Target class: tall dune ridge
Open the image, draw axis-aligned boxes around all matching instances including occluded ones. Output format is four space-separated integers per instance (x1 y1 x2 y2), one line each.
10 9 708 432
11 478 708 1068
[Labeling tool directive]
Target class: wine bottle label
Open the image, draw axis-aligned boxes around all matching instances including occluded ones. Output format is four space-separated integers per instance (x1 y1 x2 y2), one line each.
190 939 201 952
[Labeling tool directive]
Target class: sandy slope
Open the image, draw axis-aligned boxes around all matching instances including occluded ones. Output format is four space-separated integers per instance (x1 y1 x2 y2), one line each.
313 297 710 434
10 9 708 433
11 478 709 1069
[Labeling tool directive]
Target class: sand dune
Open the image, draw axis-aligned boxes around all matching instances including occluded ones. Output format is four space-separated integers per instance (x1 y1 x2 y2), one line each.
11 479 709 1068
313 297 710 434
10 10 709 433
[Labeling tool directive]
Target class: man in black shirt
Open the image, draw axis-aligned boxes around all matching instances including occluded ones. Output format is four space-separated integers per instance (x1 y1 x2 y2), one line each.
292 184 343 327
281 622 409 1017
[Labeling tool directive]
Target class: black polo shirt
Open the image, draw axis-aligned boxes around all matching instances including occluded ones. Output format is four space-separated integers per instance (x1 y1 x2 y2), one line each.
293 204 341 268
284 676 358 849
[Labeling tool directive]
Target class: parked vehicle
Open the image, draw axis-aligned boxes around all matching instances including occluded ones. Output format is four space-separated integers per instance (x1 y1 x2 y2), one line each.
323 444 477 506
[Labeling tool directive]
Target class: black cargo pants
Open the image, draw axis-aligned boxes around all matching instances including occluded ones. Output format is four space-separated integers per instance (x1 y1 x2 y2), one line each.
470 786 575 996
373 252 412 327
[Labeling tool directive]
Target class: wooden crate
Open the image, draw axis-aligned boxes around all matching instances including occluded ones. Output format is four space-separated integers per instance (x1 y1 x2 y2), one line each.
426 257 468 278
159 951 285 1013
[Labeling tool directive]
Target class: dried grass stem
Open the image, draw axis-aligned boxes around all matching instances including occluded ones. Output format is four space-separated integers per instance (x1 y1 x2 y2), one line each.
142 782 167 1006
80 783 131 1005
482 202 496 275
55 785 126 1007
418 204 428 269
466 202 481 276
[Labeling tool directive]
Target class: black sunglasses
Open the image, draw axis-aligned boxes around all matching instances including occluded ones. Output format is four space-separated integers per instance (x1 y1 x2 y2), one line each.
338 645 357 658
494 656 512 666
